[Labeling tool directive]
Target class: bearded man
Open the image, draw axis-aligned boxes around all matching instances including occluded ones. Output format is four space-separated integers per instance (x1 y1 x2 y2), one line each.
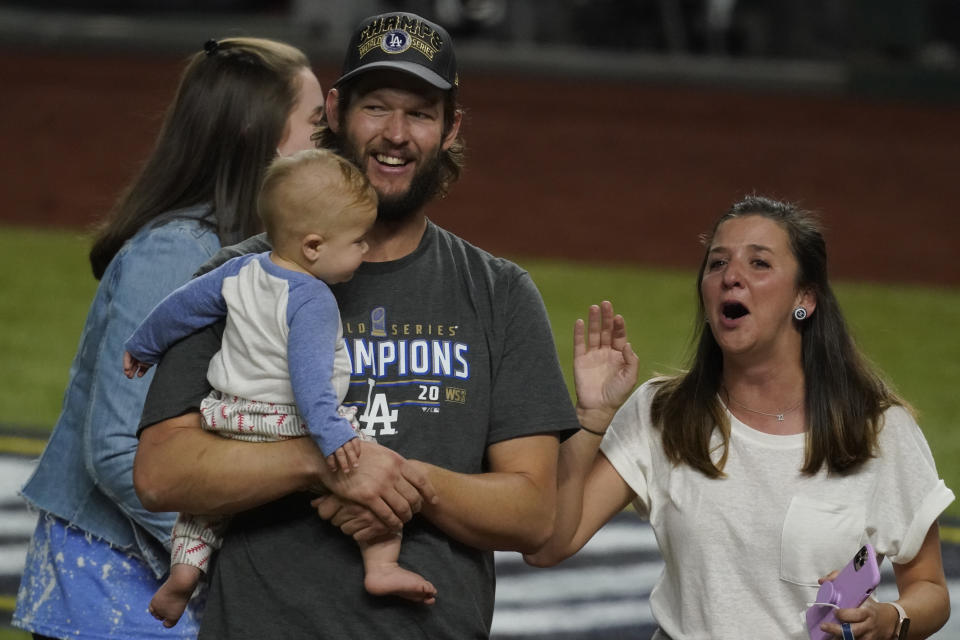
133 11 579 639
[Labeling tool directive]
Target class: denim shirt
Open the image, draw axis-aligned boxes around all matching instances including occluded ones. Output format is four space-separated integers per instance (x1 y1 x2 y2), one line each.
20 205 220 579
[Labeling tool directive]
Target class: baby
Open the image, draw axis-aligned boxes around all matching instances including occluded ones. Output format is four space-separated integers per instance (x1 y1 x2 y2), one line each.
125 149 436 628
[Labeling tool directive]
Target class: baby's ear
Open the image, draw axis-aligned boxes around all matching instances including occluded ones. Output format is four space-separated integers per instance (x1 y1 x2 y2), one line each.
302 233 325 261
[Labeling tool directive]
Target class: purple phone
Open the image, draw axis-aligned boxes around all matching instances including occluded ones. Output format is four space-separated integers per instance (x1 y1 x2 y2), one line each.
806 544 882 640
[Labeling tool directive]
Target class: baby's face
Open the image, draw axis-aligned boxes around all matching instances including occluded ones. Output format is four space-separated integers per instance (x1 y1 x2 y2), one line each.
310 206 375 284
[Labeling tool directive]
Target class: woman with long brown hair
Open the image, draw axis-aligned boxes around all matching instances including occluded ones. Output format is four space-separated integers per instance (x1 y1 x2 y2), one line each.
529 196 953 639
15 37 323 639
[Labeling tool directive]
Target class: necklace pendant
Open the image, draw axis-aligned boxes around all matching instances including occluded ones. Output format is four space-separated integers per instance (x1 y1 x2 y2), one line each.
776 413 785 422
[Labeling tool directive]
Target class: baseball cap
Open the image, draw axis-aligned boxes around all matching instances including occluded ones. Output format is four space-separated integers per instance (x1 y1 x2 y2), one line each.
334 12 458 90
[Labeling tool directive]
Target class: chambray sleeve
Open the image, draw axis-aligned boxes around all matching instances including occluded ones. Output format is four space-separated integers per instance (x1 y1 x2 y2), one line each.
84 224 219 546
286 282 357 457
124 254 250 363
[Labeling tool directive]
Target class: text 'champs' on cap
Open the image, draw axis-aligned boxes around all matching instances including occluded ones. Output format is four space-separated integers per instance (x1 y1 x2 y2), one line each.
336 12 458 90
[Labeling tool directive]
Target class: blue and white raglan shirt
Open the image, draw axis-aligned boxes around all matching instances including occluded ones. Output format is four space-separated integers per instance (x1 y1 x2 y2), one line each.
125 251 355 456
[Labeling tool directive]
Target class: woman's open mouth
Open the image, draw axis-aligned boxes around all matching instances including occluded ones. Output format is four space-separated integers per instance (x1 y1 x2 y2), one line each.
722 301 749 320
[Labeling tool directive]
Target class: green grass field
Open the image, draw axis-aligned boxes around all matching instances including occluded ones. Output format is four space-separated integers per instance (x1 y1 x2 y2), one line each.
0 625 25 640
2 224 958 519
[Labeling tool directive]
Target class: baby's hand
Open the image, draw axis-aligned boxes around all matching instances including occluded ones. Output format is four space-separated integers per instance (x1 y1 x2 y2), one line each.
327 436 362 473
123 351 152 379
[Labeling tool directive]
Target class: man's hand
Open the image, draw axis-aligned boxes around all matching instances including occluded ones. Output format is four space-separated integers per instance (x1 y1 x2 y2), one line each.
319 441 437 531
311 495 393 541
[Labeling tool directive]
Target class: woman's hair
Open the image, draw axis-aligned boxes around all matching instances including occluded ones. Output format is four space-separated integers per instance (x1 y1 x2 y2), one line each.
312 76 465 199
89 37 310 279
258 148 377 249
650 195 902 477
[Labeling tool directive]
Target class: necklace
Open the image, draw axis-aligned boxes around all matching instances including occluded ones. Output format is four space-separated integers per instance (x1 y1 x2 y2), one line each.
725 392 803 422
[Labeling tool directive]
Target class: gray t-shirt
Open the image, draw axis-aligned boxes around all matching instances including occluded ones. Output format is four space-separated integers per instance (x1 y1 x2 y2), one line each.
140 221 579 639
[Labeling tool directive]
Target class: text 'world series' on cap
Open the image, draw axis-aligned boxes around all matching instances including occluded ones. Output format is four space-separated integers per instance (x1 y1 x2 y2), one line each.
335 12 458 90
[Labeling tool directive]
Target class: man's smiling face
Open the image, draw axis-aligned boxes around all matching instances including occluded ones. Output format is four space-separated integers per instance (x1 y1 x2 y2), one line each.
335 71 457 222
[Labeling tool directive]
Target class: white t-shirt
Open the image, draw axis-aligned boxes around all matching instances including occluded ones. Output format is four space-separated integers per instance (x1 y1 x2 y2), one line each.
600 379 955 640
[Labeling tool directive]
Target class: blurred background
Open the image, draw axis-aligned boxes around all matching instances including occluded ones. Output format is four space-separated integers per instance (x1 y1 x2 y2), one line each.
1 1 959 638
2 0 959 283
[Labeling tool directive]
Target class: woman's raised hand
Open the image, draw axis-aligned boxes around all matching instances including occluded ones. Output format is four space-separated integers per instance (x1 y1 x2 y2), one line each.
573 301 639 430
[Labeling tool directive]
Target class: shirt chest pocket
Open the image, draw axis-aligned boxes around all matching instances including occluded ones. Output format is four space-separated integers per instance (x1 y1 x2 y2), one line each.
780 495 865 586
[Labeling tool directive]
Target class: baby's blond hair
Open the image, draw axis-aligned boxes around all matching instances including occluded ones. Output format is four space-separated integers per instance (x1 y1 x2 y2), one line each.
258 149 377 251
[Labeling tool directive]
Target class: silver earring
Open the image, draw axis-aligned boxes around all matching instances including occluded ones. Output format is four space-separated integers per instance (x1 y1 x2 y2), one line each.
793 307 807 321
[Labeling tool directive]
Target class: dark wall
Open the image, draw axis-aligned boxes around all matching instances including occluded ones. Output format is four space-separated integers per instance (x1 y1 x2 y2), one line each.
3 49 958 286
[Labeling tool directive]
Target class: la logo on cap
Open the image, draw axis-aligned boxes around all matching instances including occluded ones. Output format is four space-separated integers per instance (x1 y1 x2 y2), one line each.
382 29 411 54
339 12 457 89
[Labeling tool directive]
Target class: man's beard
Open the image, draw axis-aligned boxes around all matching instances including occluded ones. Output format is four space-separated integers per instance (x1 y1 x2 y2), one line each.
338 135 443 223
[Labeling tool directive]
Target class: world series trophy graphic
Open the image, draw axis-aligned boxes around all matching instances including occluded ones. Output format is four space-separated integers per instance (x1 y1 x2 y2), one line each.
371 306 386 337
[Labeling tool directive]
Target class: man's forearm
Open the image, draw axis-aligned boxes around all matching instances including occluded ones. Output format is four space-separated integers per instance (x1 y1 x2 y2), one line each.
134 412 323 515
414 434 560 554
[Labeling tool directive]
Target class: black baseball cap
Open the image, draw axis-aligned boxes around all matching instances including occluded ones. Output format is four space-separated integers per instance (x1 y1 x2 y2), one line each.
334 12 458 90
